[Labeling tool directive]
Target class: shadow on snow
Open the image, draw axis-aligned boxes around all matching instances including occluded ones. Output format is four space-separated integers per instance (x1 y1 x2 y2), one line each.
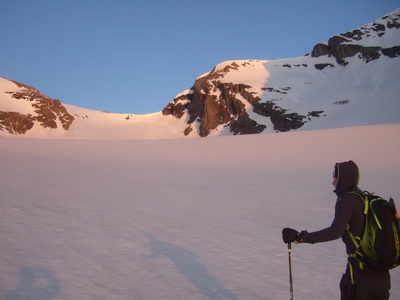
143 232 239 300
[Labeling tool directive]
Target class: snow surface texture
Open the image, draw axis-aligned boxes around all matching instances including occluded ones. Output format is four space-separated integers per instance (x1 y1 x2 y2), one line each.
1 124 399 299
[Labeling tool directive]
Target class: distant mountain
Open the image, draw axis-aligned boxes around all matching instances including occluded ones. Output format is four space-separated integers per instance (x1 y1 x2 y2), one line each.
1 8 399 139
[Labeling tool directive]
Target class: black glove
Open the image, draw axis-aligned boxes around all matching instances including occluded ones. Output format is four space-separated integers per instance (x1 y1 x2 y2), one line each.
282 228 303 244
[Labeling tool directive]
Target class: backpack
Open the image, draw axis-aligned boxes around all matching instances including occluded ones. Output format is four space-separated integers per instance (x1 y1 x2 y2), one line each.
347 190 400 271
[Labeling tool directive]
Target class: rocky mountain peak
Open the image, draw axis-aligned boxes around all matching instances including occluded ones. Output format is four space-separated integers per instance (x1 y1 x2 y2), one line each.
162 9 400 137
0 79 74 135
310 9 400 65
162 60 326 137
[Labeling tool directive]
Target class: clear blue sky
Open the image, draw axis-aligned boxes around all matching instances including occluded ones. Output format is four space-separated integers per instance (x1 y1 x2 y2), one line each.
1 0 399 114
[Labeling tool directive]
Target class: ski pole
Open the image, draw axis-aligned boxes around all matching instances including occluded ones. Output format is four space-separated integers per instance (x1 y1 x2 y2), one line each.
288 242 294 300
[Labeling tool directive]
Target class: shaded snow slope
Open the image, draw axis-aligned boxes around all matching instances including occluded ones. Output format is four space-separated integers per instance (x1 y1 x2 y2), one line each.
265 55 400 131
1 124 399 299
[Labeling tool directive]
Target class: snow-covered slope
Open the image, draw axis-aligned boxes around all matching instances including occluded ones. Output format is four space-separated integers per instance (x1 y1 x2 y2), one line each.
1 124 399 299
1 8 399 139
0 78 191 139
164 8 400 137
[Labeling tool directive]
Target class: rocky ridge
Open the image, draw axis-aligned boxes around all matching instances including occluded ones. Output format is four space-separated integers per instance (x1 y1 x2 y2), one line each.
311 13 400 65
0 80 74 135
162 61 326 137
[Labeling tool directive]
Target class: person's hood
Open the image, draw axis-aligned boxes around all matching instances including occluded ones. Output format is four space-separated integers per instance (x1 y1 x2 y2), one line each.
334 160 359 196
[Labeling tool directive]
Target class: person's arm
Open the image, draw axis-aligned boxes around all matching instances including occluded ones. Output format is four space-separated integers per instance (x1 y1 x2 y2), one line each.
302 197 352 244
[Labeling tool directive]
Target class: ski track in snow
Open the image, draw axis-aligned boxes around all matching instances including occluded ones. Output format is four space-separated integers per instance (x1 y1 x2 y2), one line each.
0 124 399 299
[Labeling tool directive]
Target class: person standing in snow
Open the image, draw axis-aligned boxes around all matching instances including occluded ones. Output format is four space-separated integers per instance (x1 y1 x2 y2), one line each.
282 160 391 300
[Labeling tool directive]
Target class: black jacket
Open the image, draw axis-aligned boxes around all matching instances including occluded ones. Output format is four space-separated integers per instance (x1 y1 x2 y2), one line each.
302 161 365 255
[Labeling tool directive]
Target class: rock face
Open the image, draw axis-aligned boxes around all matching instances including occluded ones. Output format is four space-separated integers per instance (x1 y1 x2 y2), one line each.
0 111 35 135
163 63 258 137
311 11 400 65
163 64 270 137
162 64 324 137
0 80 74 135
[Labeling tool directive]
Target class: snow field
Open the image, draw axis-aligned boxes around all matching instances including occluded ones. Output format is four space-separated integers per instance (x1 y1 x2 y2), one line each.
0 124 399 299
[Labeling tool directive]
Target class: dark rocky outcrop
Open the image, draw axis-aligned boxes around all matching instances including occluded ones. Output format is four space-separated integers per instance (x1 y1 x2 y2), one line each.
314 63 335 70
310 10 400 64
162 61 271 137
0 80 75 135
162 61 324 136
0 111 35 134
381 46 400 58
230 113 266 135
163 63 269 137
